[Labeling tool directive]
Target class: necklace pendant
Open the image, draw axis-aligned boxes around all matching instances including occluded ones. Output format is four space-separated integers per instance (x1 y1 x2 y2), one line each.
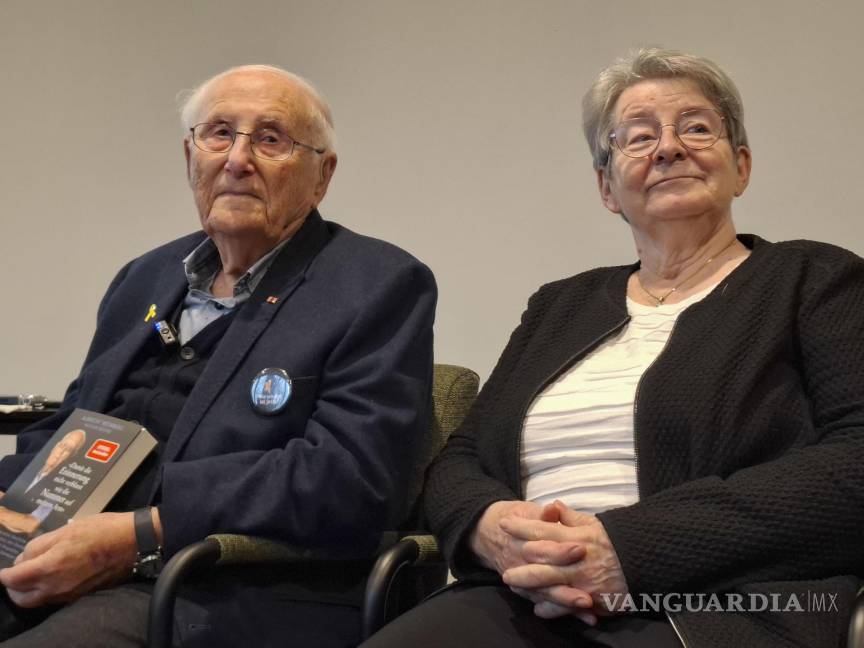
655 287 676 306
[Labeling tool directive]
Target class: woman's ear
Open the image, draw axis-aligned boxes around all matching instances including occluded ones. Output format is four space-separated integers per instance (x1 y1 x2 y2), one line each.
734 146 752 197
597 166 622 214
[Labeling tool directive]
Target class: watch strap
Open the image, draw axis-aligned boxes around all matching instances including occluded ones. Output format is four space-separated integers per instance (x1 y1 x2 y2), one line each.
133 507 160 555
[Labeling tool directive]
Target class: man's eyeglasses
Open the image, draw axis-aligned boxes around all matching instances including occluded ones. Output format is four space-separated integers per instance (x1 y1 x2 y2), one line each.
190 123 326 161
609 108 726 159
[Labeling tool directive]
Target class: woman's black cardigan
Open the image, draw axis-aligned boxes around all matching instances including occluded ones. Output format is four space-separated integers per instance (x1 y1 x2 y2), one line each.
424 234 864 646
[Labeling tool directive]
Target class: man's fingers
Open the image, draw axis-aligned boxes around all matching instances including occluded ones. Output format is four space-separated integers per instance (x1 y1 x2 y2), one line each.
0 529 65 590
1 555 100 607
1 561 44 591
0 550 57 592
520 540 584 565
19 529 61 562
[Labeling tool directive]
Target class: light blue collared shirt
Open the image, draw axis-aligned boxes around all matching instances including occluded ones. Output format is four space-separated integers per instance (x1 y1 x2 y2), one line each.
177 237 290 344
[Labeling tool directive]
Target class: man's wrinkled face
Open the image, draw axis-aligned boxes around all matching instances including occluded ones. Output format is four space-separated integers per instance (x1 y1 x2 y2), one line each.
184 71 335 247
43 429 86 474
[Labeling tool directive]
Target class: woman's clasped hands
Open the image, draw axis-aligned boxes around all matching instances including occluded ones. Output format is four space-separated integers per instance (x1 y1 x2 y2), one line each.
469 499 628 625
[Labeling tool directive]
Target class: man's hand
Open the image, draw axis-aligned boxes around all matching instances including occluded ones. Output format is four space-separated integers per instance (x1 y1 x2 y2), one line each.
0 512 138 608
468 500 586 575
501 501 628 622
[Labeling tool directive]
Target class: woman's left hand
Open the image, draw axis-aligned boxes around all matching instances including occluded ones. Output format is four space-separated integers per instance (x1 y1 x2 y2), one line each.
501 500 628 620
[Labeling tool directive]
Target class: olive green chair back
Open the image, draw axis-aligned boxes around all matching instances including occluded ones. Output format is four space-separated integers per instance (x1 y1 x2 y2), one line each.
402 363 479 521
430 363 480 451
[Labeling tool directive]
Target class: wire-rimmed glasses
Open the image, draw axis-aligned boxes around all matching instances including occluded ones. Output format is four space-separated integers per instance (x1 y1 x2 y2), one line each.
609 109 726 159
190 123 325 161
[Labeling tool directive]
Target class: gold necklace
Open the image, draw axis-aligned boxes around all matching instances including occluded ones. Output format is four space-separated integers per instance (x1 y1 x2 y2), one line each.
637 238 738 306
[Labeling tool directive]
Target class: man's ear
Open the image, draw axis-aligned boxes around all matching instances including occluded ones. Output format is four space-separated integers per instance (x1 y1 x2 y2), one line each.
734 146 752 197
597 166 621 214
183 138 192 184
313 153 338 204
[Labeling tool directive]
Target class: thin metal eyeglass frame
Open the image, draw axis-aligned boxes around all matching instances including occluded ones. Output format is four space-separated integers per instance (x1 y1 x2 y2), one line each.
608 109 726 160
190 123 326 161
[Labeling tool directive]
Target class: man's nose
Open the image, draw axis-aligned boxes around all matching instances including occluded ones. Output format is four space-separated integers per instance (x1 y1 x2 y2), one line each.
224 132 256 175
654 123 687 162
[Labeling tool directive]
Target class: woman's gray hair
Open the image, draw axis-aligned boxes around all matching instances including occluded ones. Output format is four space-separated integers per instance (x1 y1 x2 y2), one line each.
582 47 748 170
178 64 337 152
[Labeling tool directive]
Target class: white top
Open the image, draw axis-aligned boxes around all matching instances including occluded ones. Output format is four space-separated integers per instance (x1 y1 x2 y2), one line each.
520 283 716 514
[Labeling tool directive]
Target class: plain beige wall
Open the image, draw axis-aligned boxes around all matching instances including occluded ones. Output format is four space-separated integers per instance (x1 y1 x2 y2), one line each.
2 0 863 398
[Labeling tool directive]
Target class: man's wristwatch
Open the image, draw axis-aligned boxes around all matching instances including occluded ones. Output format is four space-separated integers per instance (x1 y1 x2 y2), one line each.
132 507 164 579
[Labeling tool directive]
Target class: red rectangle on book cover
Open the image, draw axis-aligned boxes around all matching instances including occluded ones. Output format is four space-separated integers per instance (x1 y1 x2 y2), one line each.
86 439 120 463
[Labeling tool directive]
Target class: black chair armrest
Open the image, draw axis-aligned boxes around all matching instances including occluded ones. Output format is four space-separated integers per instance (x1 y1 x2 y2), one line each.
147 532 400 648
362 534 443 640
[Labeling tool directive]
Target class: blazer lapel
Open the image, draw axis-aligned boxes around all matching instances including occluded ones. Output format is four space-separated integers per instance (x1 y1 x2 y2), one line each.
84 260 191 413
162 211 331 462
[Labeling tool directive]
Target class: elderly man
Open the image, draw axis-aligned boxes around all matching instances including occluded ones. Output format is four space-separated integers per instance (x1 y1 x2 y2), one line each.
0 65 436 647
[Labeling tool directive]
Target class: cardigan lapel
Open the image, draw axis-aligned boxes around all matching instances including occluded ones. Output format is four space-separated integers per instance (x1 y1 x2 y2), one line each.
161 211 331 463
522 265 632 392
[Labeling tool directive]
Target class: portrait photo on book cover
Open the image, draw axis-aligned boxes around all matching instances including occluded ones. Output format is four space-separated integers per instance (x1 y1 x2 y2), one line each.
0 429 88 536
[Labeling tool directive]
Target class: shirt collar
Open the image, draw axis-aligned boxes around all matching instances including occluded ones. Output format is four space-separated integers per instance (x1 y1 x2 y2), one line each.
182 237 291 300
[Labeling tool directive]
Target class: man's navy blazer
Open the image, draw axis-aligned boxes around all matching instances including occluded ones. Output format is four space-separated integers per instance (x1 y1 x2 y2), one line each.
0 211 437 563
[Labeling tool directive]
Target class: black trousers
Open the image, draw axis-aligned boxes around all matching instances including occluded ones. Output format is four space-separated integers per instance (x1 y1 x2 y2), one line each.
0 586 151 648
360 583 682 648
0 582 362 648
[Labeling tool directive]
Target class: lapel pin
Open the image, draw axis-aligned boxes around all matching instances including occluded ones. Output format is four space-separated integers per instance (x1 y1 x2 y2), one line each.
266 296 279 304
250 368 292 414
144 304 157 322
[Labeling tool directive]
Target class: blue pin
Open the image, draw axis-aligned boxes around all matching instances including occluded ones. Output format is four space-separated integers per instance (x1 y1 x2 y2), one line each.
250 368 292 415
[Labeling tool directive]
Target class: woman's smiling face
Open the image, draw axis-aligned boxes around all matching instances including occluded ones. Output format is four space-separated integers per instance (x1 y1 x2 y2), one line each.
597 78 751 230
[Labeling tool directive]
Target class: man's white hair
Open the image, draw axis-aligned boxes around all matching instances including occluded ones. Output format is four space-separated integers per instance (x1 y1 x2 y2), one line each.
178 64 336 151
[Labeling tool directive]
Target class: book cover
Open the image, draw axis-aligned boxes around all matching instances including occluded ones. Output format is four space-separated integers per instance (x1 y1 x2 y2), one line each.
0 408 157 567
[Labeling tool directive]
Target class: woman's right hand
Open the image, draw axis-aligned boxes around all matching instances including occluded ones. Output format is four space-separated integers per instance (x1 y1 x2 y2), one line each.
468 500 586 575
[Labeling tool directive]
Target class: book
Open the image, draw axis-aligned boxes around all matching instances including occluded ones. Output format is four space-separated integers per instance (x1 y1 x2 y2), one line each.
0 408 157 567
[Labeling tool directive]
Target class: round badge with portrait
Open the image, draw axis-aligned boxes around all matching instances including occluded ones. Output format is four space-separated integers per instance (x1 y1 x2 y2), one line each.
250 368 292 415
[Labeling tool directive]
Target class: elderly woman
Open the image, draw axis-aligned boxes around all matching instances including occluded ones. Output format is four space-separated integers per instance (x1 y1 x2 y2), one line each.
363 48 864 648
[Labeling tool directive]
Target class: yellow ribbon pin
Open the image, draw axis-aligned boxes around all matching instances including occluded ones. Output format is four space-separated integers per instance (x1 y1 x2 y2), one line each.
144 304 157 323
